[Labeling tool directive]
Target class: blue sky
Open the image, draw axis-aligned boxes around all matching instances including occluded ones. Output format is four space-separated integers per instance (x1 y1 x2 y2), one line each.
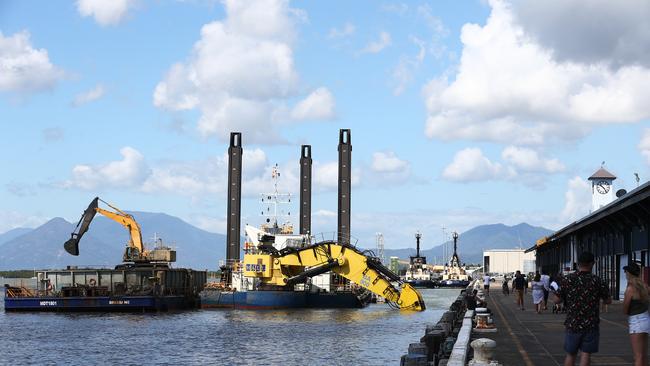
2 0 649 249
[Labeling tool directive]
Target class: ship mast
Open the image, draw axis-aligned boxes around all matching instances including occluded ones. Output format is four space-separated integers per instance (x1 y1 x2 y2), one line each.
450 232 460 267
260 164 293 235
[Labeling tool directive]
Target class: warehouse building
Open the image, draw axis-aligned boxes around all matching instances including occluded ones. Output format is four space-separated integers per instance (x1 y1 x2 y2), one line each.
531 167 650 300
483 249 536 275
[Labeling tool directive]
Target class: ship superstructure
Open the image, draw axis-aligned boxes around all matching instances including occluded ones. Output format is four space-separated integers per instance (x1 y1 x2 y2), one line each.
403 232 436 288
440 232 470 287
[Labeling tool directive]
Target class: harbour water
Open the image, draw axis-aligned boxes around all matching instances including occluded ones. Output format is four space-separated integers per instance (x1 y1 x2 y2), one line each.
0 286 460 365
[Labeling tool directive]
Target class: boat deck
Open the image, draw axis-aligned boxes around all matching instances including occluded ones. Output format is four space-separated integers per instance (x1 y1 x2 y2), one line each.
483 282 646 365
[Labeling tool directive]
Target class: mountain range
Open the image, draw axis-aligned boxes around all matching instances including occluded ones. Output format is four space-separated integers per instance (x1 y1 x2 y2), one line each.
382 223 553 265
0 213 552 270
0 212 225 270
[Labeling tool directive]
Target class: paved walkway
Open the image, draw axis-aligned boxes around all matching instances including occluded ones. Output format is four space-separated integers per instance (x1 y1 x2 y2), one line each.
480 282 642 366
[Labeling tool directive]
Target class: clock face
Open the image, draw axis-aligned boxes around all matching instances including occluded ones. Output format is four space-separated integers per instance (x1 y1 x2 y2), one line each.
596 180 610 194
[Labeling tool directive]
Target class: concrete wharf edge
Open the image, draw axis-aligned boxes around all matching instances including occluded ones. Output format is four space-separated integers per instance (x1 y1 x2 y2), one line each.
447 310 474 366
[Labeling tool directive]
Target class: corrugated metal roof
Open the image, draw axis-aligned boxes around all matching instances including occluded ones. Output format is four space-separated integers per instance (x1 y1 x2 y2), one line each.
539 180 650 247
530 179 650 251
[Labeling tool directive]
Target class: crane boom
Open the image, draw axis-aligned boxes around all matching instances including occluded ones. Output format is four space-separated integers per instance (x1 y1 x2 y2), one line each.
94 207 144 253
64 197 174 263
243 241 425 311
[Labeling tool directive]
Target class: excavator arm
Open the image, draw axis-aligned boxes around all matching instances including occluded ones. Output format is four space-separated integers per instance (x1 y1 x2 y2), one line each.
244 241 425 311
94 207 144 253
64 197 145 261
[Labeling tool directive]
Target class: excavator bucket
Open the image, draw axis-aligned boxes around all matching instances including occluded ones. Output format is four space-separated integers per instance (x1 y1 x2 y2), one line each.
64 197 99 256
64 236 80 256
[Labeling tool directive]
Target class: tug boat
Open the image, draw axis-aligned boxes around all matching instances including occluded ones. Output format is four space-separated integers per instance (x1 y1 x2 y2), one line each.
439 232 471 288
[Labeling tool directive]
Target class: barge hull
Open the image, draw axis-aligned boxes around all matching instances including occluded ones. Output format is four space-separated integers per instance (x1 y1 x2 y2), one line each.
200 290 366 309
4 295 197 312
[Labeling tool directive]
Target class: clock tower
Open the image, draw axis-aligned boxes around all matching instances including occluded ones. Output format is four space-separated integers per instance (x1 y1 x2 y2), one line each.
588 166 616 212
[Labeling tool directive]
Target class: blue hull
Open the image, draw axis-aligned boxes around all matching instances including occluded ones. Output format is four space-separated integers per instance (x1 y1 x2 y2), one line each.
200 290 367 309
4 295 197 312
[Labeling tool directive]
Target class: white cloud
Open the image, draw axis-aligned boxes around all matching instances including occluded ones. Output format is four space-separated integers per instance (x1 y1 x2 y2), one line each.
328 22 355 39
423 0 650 146
392 36 427 95
290 87 336 121
560 176 591 222
187 214 227 234
501 146 564 173
64 147 151 190
639 129 650 166
359 31 391 54
153 0 331 144
72 84 105 107
76 0 135 26
0 31 63 94
313 161 361 192
442 146 564 185
371 151 409 173
61 146 327 200
0 211 48 233
442 148 506 182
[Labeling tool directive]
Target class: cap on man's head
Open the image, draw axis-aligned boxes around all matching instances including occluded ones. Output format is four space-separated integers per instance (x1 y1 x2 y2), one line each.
624 262 641 277
578 251 595 264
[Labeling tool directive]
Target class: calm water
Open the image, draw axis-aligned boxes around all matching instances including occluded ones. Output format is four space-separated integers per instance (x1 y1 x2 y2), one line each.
0 287 460 365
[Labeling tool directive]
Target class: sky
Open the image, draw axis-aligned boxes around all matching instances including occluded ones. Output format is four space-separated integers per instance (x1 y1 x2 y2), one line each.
1 0 650 250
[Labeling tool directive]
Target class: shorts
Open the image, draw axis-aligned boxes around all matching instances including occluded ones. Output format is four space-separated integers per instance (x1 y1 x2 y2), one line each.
484 284 489 290
564 328 599 354
629 312 650 334
515 289 524 301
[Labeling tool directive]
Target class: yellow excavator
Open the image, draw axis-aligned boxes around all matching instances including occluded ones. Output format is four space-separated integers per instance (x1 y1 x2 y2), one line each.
242 233 425 311
64 197 175 264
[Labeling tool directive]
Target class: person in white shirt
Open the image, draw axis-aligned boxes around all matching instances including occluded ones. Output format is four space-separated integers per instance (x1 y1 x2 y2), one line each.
540 271 551 310
483 274 491 294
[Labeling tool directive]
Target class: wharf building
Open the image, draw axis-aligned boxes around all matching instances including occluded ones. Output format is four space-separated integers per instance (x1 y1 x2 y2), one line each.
483 248 536 275
531 167 650 300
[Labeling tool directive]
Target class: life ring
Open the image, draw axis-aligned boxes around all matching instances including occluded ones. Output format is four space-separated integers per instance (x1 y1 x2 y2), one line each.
89 278 97 287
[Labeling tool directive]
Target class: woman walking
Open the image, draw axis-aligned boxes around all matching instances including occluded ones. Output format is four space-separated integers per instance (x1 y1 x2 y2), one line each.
531 273 545 314
623 262 649 366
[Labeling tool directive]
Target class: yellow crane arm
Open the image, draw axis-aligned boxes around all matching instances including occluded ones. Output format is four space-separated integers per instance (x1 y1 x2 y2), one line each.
94 207 144 253
244 242 425 311
63 197 146 259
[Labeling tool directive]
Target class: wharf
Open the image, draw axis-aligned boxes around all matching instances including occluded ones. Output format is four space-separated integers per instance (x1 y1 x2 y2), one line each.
486 282 642 365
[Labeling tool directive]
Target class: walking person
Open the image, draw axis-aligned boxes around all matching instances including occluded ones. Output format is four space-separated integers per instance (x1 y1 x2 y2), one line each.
513 270 526 310
483 273 491 295
531 273 545 314
550 274 563 314
541 270 551 310
502 277 510 295
552 252 611 366
623 261 649 366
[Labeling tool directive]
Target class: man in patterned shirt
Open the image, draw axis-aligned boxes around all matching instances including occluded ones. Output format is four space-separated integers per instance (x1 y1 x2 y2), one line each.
552 252 611 366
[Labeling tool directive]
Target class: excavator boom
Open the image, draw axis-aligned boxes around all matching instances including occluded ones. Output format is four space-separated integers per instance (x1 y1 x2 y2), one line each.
64 197 99 256
63 197 173 264
244 241 425 311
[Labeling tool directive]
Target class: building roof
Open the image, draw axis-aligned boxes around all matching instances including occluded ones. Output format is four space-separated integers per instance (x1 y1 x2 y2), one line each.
483 248 527 253
535 180 650 249
588 167 616 180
